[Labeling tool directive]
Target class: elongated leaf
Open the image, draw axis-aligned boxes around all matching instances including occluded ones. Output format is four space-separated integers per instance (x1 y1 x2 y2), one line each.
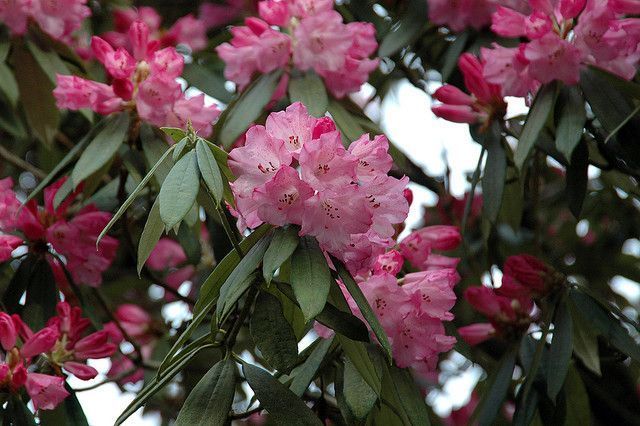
159 150 200 229
141 124 175 185
564 365 591 425
98 144 175 243
343 358 378 419
137 198 163 274
250 292 299 373
336 336 382 396
23 258 58 330
555 86 586 160
216 70 283 148
291 236 331 322
196 139 224 204
161 127 186 143
216 234 273 323
182 61 233 104
568 299 601 375
243 363 323 425
289 337 334 397
172 137 189 161
482 123 506 223
288 72 328 117
473 349 516 426
335 261 392 360
385 364 431 426
71 113 129 186
263 226 299 284
8 394 36 426
547 298 573 401
327 100 365 144
566 141 589 218
39 389 89 426
378 0 427 57
175 359 236 426
0 62 18 107
195 224 271 314
116 343 215 425
515 83 558 169
11 42 59 146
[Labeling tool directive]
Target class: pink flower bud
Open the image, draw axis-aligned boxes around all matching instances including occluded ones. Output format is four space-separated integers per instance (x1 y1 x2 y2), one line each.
458 323 495 346
402 188 413 206
73 331 117 360
0 234 22 262
11 364 27 389
20 327 59 359
25 373 69 411
432 105 481 124
502 254 560 295
63 361 99 380
259 0 291 26
418 225 462 251
0 312 17 351
312 117 337 140
464 287 503 319
433 85 474 106
90 36 114 65
129 21 151 61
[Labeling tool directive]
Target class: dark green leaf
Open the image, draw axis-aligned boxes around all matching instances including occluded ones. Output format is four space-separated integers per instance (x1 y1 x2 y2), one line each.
196 139 224 204
514 83 558 169
327 100 365 144
263 226 299 284
291 236 331 322
564 365 591 425
175 359 236 426
288 72 328 117
440 32 469 82
216 234 273 323
565 141 589 218
473 349 516 426
385 364 431 426
289 337 334 397
0 62 18 107
39 389 89 426
216 70 283 148
336 336 381 396
161 127 186 143
141 124 175 185
137 198 164 274
547 298 573 401
250 292 299 373
378 0 427 57
555 86 586 160
568 299 601 375
182 61 233 104
8 394 36 426
71 113 130 186
243 363 323 425
335 261 392 360
482 123 506 223
159 150 200 229
343 358 378 419
315 303 370 342
22 257 58 330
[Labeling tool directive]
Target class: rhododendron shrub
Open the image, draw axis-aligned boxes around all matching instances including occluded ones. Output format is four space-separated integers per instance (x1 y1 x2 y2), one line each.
1 0 639 424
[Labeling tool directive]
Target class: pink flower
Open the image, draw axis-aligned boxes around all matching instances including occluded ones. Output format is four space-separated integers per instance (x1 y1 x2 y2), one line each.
73 331 117 360
403 269 459 320
0 234 22 262
293 11 352 74
0 312 17 350
107 355 144 385
168 94 221 137
63 362 98 380
265 102 317 157
163 14 208 52
372 250 404 276
360 273 413 329
0 0 30 35
253 166 315 226
497 254 561 298
362 175 410 239
25 373 69 411
115 304 153 343
428 0 502 32
348 134 393 182
259 0 291 26
300 131 358 190
399 226 461 268
146 239 187 271
29 0 91 43
199 0 245 28
524 33 582 85
20 327 59 359
612 0 640 13
458 323 497 346
53 75 122 114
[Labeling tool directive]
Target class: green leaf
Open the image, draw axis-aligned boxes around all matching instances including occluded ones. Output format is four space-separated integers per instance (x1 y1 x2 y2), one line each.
291 236 331 322
336 336 382 396
514 83 558 169
440 32 469 82
71 113 130 186
343 358 378 419
335 261 392 361
182 61 233 104
482 123 506 223
172 137 189 161
564 364 591 425
8 394 36 426
288 72 328 117
378 0 427 57
216 70 283 148
569 288 640 363
565 140 589 219
547 298 573 401
159 150 200 229
315 303 370 342
116 343 215 425
98 143 176 244
555 86 586 160
263 226 299 284
216 234 273 323
250 292 299 373
175 359 236 426
39 389 89 426
11 42 59 146
472 349 516 426
195 224 271 315
196 139 224 204
137 198 164 274
568 299 601 375
242 363 323 425
0 62 18 107
141 124 175 185
289 337 334 397
22 257 58 330
161 127 186 143
384 364 431 426
327 100 365 144
25 40 69 85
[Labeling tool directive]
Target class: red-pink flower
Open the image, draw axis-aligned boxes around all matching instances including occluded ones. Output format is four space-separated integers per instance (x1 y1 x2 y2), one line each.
0 234 22 263
399 225 461 269
458 323 496 346
372 250 404 276
25 373 69 411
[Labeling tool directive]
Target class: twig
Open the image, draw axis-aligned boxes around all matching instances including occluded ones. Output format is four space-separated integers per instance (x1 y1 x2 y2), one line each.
229 405 263 420
0 144 46 179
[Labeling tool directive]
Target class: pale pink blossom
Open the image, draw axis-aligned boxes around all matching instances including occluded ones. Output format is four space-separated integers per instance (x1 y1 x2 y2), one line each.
265 102 317 156
0 0 30 35
253 166 315 226
299 131 358 190
372 250 404 276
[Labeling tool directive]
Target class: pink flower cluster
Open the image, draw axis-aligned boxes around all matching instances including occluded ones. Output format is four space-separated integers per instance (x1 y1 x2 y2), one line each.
458 254 562 345
0 0 90 42
0 177 118 287
432 53 507 126
146 238 196 301
216 0 379 98
101 6 208 54
228 102 410 273
427 0 529 32
328 225 462 379
483 0 640 97
54 21 220 136
0 302 117 410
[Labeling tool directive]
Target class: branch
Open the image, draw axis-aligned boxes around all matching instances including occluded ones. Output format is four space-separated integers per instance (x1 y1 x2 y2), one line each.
0 144 46 179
